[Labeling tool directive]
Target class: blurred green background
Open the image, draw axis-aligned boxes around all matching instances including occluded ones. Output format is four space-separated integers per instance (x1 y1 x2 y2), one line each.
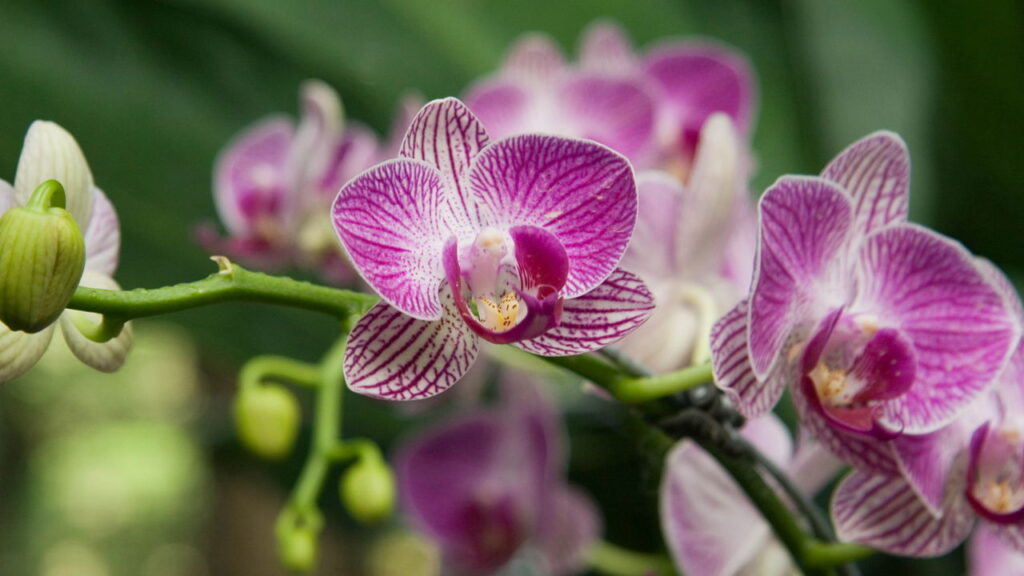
0 0 1022 574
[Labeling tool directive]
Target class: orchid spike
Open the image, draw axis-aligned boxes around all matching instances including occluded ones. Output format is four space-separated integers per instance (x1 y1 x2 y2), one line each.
0 121 132 383
333 98 654 400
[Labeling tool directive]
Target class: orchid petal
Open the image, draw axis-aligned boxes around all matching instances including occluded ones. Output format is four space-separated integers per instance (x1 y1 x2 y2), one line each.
317 122 381 197
578 21 636 73
711 299 785 418
399 98 490 237
790 432 845 496
625 171 683 279
535 487 602 576
84 187 120 276
0 179 13 215
14 121 95 228
822 131 910 235
59 271 133 373
0 322 55 384
464 80 531 142
748 176 854 377
856 224 1018 433
501 33 567 84
970 524 1024 575
344 295 478 401
515 269 654 356
286 80 344 198
832 469 974 557
661 440 771 576
556 74 656 161
468 135 636 297
213 116 293 236
333 159 449 320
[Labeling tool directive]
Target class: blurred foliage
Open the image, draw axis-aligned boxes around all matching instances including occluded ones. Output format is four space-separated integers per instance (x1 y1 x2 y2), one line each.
0 0 1022 574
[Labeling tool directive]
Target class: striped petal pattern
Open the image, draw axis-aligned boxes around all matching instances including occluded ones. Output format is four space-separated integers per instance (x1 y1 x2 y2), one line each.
344 295 478 401
514 269 653 356
468 135 636 298
821 131 910 235
710 299 785 418
832 469 974 557
856 224 1018 433
332 160 449 320
557 74 656 161
748 176 854 377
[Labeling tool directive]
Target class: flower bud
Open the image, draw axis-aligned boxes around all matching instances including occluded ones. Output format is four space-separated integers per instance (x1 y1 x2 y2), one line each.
279 524 317 572
234 384 300 460
0 180 85 332
341 454 396 524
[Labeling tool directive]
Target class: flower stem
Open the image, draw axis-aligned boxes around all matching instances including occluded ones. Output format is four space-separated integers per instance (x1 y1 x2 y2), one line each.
587 541 677 576
240 355 322 393
67 259 377 322
803 541 875 570
542 354 713 404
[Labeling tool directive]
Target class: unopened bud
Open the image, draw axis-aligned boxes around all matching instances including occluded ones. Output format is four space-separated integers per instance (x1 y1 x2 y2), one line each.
0 180 85 332
341 454 396 524
234 384 300 460
280 524 318 572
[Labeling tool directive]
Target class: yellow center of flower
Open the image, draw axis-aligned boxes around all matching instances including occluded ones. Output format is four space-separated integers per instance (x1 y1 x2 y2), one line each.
476 292 523 333
983 481 1017 513
809 362 854 407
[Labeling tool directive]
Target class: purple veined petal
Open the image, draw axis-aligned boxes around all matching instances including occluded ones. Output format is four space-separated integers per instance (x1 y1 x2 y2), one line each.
0 322 55 384
514 268 654 356
444 234 563 345
624 171 683 280
643 41 756 154
661 440 773 576
468 135 637 298
748 176 855 378
344 293 479 401
855 223 1020 434
286 79 344 201
534 486 602 576
789 430 845 496
317 122 381 198
0 179 14 215
821 131 910 235
59 271 133 373
556 73 657 161
501 33 568 85
711 300 785 418
578 20 636 73
464 80 533 142
213 116 294 236
332 159 449 320
84 187 120 276
970 524 1024 575
14 120 96 228
399 98 490 237
831 468 975 557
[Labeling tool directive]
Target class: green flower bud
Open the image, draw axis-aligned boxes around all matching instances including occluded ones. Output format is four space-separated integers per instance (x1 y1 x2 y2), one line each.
341 454 396 524
234 384 300 460
279 524 317 572
0 180 85 333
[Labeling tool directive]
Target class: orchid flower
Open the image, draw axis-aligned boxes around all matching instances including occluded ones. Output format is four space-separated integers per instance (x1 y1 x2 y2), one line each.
0 121 132 382
395 377 600 575
970 524 1024 575
619 113 755 372
332 98 654 400
711 132 1019 476
201 80 416 282
661 414 841 576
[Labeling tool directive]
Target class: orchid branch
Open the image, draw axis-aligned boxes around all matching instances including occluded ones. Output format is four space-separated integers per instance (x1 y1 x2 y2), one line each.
587 541 678 576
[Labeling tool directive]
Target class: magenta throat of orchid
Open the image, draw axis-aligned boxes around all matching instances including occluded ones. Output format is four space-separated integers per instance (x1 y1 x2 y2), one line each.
967 422 1024 524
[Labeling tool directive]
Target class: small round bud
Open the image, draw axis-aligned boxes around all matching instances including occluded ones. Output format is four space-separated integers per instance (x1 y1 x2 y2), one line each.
0 180 85 333
279 524 317 572
234 384 300 460
341 455 396 524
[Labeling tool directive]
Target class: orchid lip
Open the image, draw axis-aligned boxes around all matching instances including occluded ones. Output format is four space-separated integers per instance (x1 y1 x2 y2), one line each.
966 422 1024 524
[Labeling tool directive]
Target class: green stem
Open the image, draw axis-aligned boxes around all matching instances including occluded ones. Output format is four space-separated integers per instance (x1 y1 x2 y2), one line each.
240 355 322 393
26 180 66 211
587 541 677 576
67 259 377 321
803 541 875 570
542 355 713 404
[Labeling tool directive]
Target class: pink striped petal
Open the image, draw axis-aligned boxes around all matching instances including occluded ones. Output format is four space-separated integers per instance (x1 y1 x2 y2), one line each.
661 440 771 576
0 179 13 215
399 98 490 236
332 159 449 320
822 131 910 235
535 486 602 576
625 171 683 279
468 135 636 298
556 74 657 161
832 469 974 557
84 187 120 276
579 21 636 73
344 295 478 401
856 224 1019 433
748 176 854 377
463 80 531 142
502 33 567 84
214 116 294 236
711 300 786 418
514 269 654 356
970 524 1024 575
